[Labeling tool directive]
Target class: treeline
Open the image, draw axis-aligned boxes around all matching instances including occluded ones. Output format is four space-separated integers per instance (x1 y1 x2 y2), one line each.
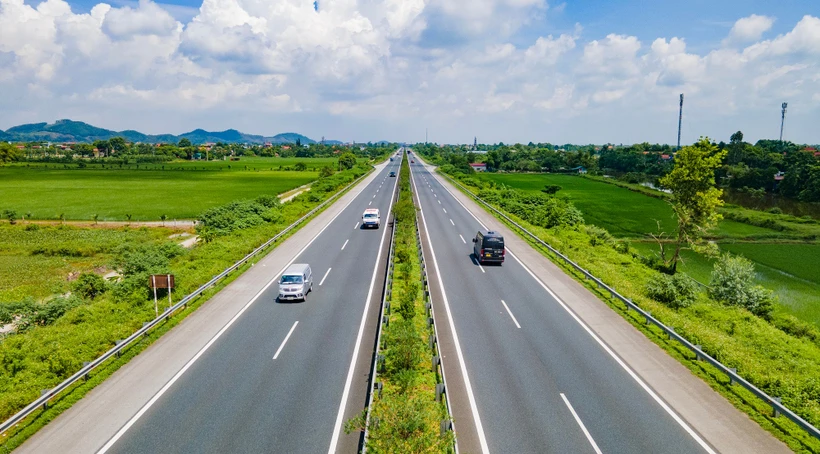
414 131 820 203
6 138 396 164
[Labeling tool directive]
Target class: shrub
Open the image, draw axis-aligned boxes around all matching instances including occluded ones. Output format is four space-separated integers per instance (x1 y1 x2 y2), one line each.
768 207 783 215
645 273 698 309
385 320 424 373
255 194 281 209
196 200 268 237
541 184 562 195
585 225 614 247
294 162 307 171
319 166 335 178
709 253 775 319
72 273 108 299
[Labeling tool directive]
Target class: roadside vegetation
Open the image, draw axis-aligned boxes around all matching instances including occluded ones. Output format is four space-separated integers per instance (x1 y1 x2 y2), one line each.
346 153 453 452
0 158 378 451
421 148 820 452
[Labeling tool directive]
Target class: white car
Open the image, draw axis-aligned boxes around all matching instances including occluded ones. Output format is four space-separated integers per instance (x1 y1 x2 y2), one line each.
362 208 380 228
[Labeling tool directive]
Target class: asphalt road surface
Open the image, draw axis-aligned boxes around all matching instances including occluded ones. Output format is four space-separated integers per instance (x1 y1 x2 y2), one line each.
409 157 714 454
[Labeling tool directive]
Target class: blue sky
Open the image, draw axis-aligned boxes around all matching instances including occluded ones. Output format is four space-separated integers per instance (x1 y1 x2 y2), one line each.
6 0 820 144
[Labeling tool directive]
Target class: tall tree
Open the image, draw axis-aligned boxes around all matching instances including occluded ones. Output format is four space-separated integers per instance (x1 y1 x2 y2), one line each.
0 142 22 163
656 137 727 273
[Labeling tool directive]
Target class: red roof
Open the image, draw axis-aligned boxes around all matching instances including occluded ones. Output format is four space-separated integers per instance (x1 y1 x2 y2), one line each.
469 163 486 167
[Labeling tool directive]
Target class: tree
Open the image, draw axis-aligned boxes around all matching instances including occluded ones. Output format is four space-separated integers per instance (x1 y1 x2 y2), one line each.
3 209 17 224
319 166 334 178
93 140 112 157
178 138 193 148
709 254 774 319
541 185 562 195
338 152 357 170
0 142 22 163
109 137 128 154
655 137 726 273
72 273 108 299
294 162 307 171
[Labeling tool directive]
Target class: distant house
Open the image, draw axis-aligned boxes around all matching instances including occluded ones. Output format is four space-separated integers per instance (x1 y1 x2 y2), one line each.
661 154 671 160
569 166 587 174
774 171 786 181
469 163 487 172
282 145 291 150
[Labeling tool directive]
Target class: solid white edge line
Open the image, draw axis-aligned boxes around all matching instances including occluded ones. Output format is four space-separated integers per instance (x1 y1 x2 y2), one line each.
460 234 466 244
560 393 603 454
96 166 378 454
500 300 521 329
411 163 490 454
327 167 399 453
319 268 332 286
273 321 299 360
430 166 717 454
341 239 349 250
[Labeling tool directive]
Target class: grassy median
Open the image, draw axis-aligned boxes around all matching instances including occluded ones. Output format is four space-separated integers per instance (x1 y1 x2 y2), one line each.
347 154 454 452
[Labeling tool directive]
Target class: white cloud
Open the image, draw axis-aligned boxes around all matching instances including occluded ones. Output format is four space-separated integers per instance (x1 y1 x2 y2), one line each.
0 1 818 144
725 14 774 45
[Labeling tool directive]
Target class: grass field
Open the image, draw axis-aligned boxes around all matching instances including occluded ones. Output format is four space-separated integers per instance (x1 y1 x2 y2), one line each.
0 165 320 221
0 224 182 302
12 156 351 171
476 173 782 239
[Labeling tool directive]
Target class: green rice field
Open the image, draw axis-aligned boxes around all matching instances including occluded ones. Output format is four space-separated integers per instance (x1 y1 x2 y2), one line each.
0 159 330 221
476 172 820 326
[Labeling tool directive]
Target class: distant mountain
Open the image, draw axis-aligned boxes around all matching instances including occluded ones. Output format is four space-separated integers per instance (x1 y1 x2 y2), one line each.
0 119 327 145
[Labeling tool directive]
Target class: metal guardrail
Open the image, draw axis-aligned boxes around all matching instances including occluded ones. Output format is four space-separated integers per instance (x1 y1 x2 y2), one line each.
0 169 373 437
441 172 820 442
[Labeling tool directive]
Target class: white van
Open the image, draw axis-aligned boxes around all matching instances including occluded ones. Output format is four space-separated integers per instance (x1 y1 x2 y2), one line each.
278 263 313 302
362 208 380 228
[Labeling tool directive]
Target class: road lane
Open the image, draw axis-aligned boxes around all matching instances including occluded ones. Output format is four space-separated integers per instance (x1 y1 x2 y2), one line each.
410 159 711 454
98 158 401 454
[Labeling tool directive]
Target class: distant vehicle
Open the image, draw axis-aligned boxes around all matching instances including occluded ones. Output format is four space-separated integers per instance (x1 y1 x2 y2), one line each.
411 160 415 163
390 158 394 161
389 171 396 177
362 208 381 228
278 264 313 302
473 231 505 265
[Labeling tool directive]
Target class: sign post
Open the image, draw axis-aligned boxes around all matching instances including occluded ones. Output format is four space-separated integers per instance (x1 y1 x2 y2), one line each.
149 275 176 317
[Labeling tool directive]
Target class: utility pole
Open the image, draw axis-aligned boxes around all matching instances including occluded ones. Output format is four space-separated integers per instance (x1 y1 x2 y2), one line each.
780 102 788 142
425 128 428 144
474 136 477 151
677 93 684 150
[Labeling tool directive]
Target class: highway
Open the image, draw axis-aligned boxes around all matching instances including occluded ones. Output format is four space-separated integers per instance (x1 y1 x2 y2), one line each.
104 158 400 454
19 156 401 454
409 157 713 454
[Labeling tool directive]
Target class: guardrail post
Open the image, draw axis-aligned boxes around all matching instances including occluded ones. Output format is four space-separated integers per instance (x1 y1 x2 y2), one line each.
429 334 436 350
382 315 389 327
427 317 434 327
377 355 385 372
83 361 91 381
115 340 123 357
436 383 446 402
773 397 782 417
694 345 702 361
374 381 383 399
40 390 49 410
667 326 675 340
644 312 651 325
384 301 390 314
728 368 737 385
432 356 440 372
440 419 452 436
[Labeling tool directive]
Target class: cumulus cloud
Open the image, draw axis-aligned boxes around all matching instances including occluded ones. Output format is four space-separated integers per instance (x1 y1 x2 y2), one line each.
0 0 818 144
725 14 774 45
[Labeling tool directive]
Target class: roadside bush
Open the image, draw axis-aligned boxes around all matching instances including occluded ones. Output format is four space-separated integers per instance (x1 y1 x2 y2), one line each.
385 320 424 373
294 162 307 171
709 253 775 319
585 225 614 247
477 187 584 229
768 207 783 215
319 166 334 178
72 273 108 299
645 273 697 309
255 194 281 209
196 200 268 237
